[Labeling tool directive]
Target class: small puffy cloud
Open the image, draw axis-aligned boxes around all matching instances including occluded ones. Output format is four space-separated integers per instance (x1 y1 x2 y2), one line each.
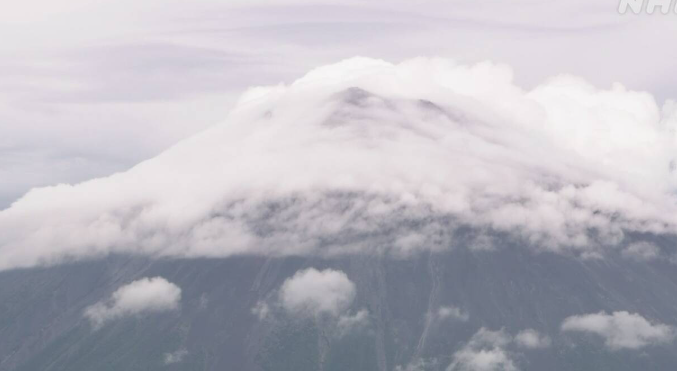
253 268 369 336
252 301 271 320
163 349 188 365
447 328 517 371
514 329 551 349
621 242 660 261
447 327 551 370
437 306 469 322
84 277 181 329
561 311 675 350
337 309 369 335
279 268 355 318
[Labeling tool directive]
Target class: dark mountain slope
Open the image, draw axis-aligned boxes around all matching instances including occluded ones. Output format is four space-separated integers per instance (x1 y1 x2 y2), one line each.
2 241 677 371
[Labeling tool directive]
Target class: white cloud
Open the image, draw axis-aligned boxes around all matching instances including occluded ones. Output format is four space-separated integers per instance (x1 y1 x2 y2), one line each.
84 277 181 329
514 329 551 349
437 306 469 322
3 57 677 270
396 358 439 371
3 0 677 215
337 309 370 336
163 349 188 365
252 301 271 320
279 268 355 318
561 311 675 350
621 242 660 261
447 328 517 371
447 327 552 370
254 268 368 334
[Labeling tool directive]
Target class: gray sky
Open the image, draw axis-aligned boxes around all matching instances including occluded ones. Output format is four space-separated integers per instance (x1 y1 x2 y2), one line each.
2 0 676 208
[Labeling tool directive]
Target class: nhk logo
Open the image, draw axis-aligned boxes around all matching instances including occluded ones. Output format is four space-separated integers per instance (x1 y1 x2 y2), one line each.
619 0 677 13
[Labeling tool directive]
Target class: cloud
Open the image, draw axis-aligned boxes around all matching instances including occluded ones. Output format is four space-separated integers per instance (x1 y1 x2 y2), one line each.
3 0 677 215
337 309 370 336
3 57 677 270
437 306 470 322
279 268 356 318
163 349 188 365
254 268 369 335
561 311 675 350
514 329 551 349
447 327 552 370
84 277 181 329
252 301 271 320
621 242 660 261
447 328 517 371
396 358 439 371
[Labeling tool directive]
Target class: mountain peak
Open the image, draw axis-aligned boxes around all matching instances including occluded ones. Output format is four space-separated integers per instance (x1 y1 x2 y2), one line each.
1 57 677 271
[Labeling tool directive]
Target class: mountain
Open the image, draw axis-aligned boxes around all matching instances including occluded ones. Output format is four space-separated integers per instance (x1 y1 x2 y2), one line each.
2 57 677 370
3 240 677 370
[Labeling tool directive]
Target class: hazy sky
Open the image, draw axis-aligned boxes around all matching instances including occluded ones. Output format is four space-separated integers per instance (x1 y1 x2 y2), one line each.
2 0 676 208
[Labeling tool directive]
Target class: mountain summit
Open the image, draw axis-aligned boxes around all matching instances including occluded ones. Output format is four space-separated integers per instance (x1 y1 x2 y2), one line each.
2 58 677 370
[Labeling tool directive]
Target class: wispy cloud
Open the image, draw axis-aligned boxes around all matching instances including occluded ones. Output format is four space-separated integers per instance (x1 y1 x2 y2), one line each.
437 306 470 322
163 349 188 365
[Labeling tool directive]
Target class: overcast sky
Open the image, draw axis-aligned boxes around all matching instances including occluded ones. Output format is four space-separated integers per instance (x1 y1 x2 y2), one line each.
2 0 676 208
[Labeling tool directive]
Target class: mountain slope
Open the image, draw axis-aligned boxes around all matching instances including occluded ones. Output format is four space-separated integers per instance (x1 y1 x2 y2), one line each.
3 57 677 370
3 240 677 370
